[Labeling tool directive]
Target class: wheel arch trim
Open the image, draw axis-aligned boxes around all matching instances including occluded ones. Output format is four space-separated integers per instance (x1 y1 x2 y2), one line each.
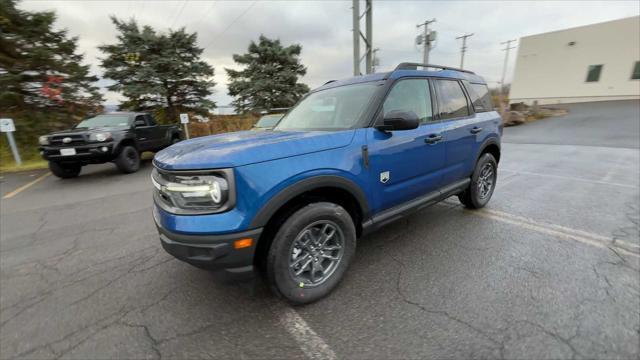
476 137 501 163
249 175 370 229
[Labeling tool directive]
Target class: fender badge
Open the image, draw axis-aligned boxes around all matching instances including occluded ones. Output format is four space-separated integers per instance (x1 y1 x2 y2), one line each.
380 171 390 184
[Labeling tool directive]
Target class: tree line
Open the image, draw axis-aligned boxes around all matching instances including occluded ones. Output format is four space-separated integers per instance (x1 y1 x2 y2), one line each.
0 0 309 162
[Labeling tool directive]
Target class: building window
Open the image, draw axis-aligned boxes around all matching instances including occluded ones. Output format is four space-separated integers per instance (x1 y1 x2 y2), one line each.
632 61 640 80
586 65 603 82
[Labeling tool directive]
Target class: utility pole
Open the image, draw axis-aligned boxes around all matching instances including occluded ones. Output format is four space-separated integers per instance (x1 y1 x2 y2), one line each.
365 0 372 74
416 19 436 64
352 0 360 76
372 48 380 72
500 39 517 93
456 33 474 69
352 0 373 75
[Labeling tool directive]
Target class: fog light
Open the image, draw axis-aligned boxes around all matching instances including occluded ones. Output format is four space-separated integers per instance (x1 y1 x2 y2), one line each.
101 146 108 152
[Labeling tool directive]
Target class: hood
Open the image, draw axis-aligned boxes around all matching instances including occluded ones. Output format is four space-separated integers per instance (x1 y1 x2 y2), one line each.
49 127 126 136
153 130 355 170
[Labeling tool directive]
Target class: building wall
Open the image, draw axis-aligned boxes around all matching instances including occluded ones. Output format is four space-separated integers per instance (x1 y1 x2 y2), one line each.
509 16 640 105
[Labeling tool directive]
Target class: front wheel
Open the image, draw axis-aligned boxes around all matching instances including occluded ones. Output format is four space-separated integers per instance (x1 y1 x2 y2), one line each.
49 161 81 178
115 145 140 173
459 153 498 209
266 202 356 305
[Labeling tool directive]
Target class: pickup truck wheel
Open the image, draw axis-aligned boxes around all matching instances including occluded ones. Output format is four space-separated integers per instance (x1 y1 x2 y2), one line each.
49 161 81 179
459 153 497 209
266 202 356 305
115 145 140 173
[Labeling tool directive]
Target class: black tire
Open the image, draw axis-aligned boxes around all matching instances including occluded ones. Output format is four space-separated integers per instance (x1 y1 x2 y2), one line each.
49 161 81 179
266 202 356 305
115 145 140 173
459 153 498 209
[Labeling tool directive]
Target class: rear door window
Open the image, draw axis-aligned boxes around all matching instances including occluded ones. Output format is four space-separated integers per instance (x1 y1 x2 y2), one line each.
434 79 470 120
463 81 493 112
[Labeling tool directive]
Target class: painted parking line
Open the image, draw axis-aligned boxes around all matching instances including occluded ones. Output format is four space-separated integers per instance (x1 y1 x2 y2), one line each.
276 305 336 360
2 172 51 199
500 168 639 189
473 208 639 258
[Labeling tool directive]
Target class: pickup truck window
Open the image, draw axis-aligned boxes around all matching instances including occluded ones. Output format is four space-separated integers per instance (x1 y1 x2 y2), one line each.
275 83 378 131
383 79 433 124
434 79 470 120
134 115 147 127
76 115 130 129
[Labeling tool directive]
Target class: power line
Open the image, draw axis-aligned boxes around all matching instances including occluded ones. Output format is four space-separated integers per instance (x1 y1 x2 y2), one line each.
456 33 474 69
170 0 188 29
192 1 217 30
205 1 257 49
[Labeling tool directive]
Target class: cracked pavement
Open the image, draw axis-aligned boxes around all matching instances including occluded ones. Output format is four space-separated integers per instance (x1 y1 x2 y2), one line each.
1 100 639 359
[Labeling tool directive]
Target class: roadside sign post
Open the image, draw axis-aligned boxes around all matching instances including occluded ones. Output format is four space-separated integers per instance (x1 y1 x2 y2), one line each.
0 118 21 166
180 113 190 140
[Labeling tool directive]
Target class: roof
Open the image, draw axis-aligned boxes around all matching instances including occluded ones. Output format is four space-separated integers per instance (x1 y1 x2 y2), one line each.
103 111 147 116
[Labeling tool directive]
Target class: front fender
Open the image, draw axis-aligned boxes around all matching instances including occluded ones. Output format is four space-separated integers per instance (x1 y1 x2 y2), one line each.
249 172 370 229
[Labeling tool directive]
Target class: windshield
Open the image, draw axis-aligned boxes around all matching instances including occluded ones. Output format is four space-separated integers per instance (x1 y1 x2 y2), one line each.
255 114 284 128
275 83 378 131
76 115 130 129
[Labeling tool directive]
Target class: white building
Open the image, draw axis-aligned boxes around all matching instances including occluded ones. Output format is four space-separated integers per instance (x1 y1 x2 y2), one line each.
509 16 640 105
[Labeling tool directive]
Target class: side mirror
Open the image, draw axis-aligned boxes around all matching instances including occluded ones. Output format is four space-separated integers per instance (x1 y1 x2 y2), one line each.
375 110 420 131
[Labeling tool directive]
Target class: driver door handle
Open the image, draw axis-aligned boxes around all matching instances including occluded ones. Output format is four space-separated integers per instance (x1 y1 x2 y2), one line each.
470 127 483 134
425 134 443 144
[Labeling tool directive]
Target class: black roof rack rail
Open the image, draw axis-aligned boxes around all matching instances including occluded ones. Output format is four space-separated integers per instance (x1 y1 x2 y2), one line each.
394 62 475 74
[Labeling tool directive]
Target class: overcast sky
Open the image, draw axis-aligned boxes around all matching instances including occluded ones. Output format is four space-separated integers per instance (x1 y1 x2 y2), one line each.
20 0 640 107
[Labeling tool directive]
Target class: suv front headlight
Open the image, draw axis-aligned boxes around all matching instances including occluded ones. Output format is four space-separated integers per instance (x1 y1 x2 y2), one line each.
151 168 235 214
39 136 49 145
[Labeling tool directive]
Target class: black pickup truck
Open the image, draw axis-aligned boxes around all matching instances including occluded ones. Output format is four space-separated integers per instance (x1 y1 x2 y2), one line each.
39 112 182 178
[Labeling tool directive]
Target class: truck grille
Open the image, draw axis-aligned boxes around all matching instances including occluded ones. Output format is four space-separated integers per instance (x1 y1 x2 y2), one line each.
49 134 86 146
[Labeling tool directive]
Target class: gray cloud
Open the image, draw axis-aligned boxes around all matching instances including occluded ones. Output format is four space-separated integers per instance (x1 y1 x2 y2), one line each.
21 0 639 106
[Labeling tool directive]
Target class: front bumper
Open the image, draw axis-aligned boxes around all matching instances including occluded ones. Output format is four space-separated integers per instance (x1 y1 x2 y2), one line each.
40 142 115 163
154 212 262 276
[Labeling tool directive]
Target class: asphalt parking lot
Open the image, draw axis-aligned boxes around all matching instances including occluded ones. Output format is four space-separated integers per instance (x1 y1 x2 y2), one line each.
1 100 638 359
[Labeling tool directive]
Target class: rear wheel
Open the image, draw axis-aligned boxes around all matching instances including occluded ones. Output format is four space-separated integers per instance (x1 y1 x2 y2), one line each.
459 153 498 209
115 145 140 173
266 202 356 305
49 161 81 179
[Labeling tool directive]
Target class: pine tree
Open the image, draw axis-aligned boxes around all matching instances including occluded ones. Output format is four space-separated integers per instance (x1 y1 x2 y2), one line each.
226 35 310 113
0 0 103 113
0 0 104 163
99 17 215 122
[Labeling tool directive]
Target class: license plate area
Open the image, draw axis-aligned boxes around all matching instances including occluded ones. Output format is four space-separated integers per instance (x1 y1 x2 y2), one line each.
60 148 76 156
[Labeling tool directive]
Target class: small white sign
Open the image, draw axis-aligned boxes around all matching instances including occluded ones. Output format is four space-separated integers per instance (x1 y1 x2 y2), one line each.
180 113 189 124
0 118 16 132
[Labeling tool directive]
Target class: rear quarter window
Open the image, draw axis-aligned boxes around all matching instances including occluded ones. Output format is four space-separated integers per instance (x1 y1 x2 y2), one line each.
434 79 470 120
464 81 493 112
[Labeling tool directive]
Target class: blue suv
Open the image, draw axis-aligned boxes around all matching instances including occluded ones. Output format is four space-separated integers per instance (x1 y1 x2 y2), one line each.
152 63 502 304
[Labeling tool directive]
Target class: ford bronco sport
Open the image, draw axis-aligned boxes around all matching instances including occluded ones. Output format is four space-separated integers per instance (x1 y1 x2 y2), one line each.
152 63 502 304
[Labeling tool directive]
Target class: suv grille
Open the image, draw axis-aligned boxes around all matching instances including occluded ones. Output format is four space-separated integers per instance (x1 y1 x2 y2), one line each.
49 134 86 146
